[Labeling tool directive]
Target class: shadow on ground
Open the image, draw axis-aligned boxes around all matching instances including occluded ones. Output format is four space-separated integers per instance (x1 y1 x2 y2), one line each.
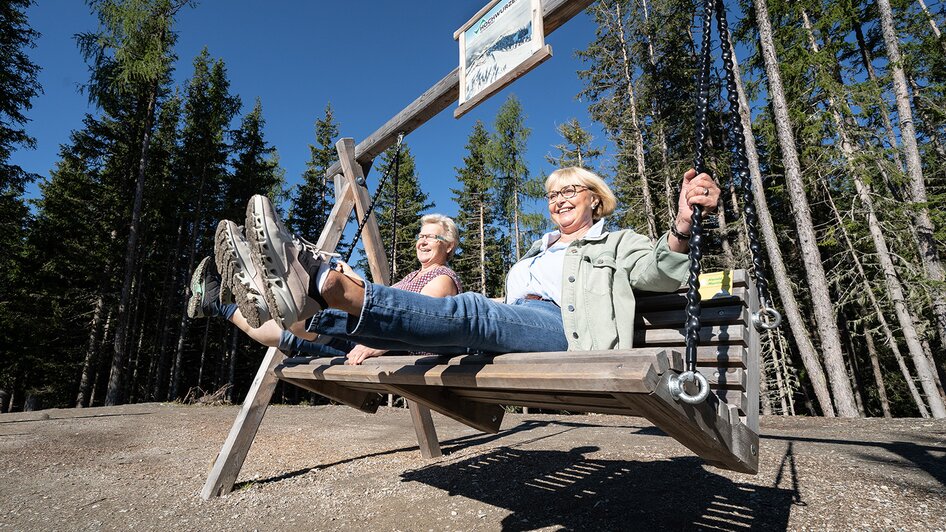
402 446 794 531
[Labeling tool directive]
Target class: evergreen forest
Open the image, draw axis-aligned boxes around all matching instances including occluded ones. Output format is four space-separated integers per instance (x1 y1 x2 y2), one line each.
1 0 945 419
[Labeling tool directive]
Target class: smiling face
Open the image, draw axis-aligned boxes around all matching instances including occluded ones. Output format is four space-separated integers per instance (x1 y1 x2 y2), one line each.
547 182 598 235
415 222 453 268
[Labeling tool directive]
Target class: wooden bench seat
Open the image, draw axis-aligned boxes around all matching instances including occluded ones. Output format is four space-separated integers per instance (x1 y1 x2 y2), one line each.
202 270 761 499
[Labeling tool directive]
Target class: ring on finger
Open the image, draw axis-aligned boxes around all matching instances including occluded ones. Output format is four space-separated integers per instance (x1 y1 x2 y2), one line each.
703 187 710 196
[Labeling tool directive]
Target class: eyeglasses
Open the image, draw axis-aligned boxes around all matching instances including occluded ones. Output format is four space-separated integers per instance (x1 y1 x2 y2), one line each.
546 184 589 203
416 233 447 242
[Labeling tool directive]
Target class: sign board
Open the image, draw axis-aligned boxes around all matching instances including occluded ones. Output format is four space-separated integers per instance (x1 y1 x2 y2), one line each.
454 0 552 118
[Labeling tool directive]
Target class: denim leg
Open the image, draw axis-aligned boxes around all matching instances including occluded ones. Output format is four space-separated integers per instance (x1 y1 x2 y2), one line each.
312 309 472 354
277 330 353 357
312 283 567 354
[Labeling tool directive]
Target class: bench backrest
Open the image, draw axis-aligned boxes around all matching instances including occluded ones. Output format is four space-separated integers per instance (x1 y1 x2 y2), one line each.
633 270 760 430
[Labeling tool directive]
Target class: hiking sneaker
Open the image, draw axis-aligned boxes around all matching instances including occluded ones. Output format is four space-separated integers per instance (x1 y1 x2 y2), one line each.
214 220 271 328
244 194 336 329
186 256 221 319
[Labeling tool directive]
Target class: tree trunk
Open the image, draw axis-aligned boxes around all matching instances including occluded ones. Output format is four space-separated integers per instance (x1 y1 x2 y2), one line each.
864 331 892 418
801 10 946 418
753 0 858 416
152 216 186 400
197 319 211 390
850 15 905 176
725 21 836 415
760 357 774 416
915 0 946 55
479 198 486 295
76 295 105 407
169 163 212 400
614 2 657 240
226 328 238 402
106 79 159 406
875 0 946 351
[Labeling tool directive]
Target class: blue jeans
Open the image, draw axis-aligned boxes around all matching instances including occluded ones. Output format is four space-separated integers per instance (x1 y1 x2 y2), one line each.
310 283 568 355
278 331 353 357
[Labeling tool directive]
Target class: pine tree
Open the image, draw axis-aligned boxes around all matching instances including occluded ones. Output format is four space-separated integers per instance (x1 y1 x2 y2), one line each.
288 103 340 240
452 121 504 296
167 48 240 400
227 98 284 220
76 0 188 406
545 118 604 170
487 95 543 266
0 0 42 409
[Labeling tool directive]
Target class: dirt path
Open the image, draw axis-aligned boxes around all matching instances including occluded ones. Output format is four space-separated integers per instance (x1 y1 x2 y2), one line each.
0 403 943 530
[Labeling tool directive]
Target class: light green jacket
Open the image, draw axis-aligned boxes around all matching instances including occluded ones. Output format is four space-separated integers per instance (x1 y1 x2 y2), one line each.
519 228 689 351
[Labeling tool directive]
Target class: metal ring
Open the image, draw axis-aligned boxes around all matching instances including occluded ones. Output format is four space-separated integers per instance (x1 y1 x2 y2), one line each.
752 307 782 330
703 187 710 196
669 371 710 404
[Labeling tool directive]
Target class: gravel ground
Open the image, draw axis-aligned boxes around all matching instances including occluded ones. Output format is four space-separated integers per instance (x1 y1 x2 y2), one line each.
0 403 944 531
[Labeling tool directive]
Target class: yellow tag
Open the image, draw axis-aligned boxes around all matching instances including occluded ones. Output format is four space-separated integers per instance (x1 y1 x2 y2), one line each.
699 270 733 300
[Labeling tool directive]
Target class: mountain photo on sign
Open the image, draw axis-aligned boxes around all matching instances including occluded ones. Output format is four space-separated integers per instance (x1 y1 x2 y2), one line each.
462 0 540 102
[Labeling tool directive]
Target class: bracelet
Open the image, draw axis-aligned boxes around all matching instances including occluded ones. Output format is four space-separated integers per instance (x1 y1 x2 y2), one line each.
669 224 691 241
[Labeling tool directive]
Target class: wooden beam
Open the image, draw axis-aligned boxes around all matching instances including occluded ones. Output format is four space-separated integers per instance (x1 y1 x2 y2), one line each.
276 360 661 394
314 179 354 252
384 383 505 434
321 0 595 181
280 378 383 414
614 372 759 474
201 347 286 499
408 401 443 458
336 138 391 285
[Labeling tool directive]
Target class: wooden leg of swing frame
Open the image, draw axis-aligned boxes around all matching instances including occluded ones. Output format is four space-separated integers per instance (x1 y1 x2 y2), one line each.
201 347 285 500
407 400 442 458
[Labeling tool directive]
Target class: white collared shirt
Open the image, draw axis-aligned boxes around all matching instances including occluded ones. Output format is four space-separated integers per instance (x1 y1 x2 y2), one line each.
504 219 606 305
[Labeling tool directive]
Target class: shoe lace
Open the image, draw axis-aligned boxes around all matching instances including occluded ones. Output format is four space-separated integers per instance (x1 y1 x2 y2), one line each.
295 235 340 262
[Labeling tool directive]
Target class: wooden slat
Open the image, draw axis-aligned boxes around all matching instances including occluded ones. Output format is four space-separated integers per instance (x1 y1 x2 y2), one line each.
635 286 749 313
289 348 679 373
745 277 762 431
635 324 747 346
614 372 759 474
276 361 661 394
713 389 749 413
637 303 746 329
451 388 630 411
386 384 504 434
320 0 595 180
279 378 382 414
201 347 285 500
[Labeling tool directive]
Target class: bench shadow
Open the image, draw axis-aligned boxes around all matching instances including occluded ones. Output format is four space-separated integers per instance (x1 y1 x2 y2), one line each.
401 446 795 531
237 418 618 490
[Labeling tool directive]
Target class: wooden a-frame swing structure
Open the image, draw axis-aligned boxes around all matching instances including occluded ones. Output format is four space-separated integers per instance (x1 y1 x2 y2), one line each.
201 0 764 500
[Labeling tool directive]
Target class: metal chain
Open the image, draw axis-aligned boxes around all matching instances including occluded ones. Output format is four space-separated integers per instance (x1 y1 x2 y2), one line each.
344 133 405 262
684 0 715 376
389 141 402 276
713 0 781 330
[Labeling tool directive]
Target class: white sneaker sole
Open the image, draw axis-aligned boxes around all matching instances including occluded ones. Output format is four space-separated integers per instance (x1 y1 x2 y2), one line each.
215 220 270 328
245 195 304 329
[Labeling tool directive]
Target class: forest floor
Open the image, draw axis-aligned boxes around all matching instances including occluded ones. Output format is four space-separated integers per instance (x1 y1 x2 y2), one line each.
0 402 944 531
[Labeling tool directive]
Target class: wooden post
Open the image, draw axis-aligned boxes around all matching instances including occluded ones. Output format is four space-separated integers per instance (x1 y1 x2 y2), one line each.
201 347 286 499
335 137 443 458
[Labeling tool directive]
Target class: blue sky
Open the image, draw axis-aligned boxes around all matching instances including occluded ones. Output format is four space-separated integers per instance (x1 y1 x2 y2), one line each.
13 1 605 224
